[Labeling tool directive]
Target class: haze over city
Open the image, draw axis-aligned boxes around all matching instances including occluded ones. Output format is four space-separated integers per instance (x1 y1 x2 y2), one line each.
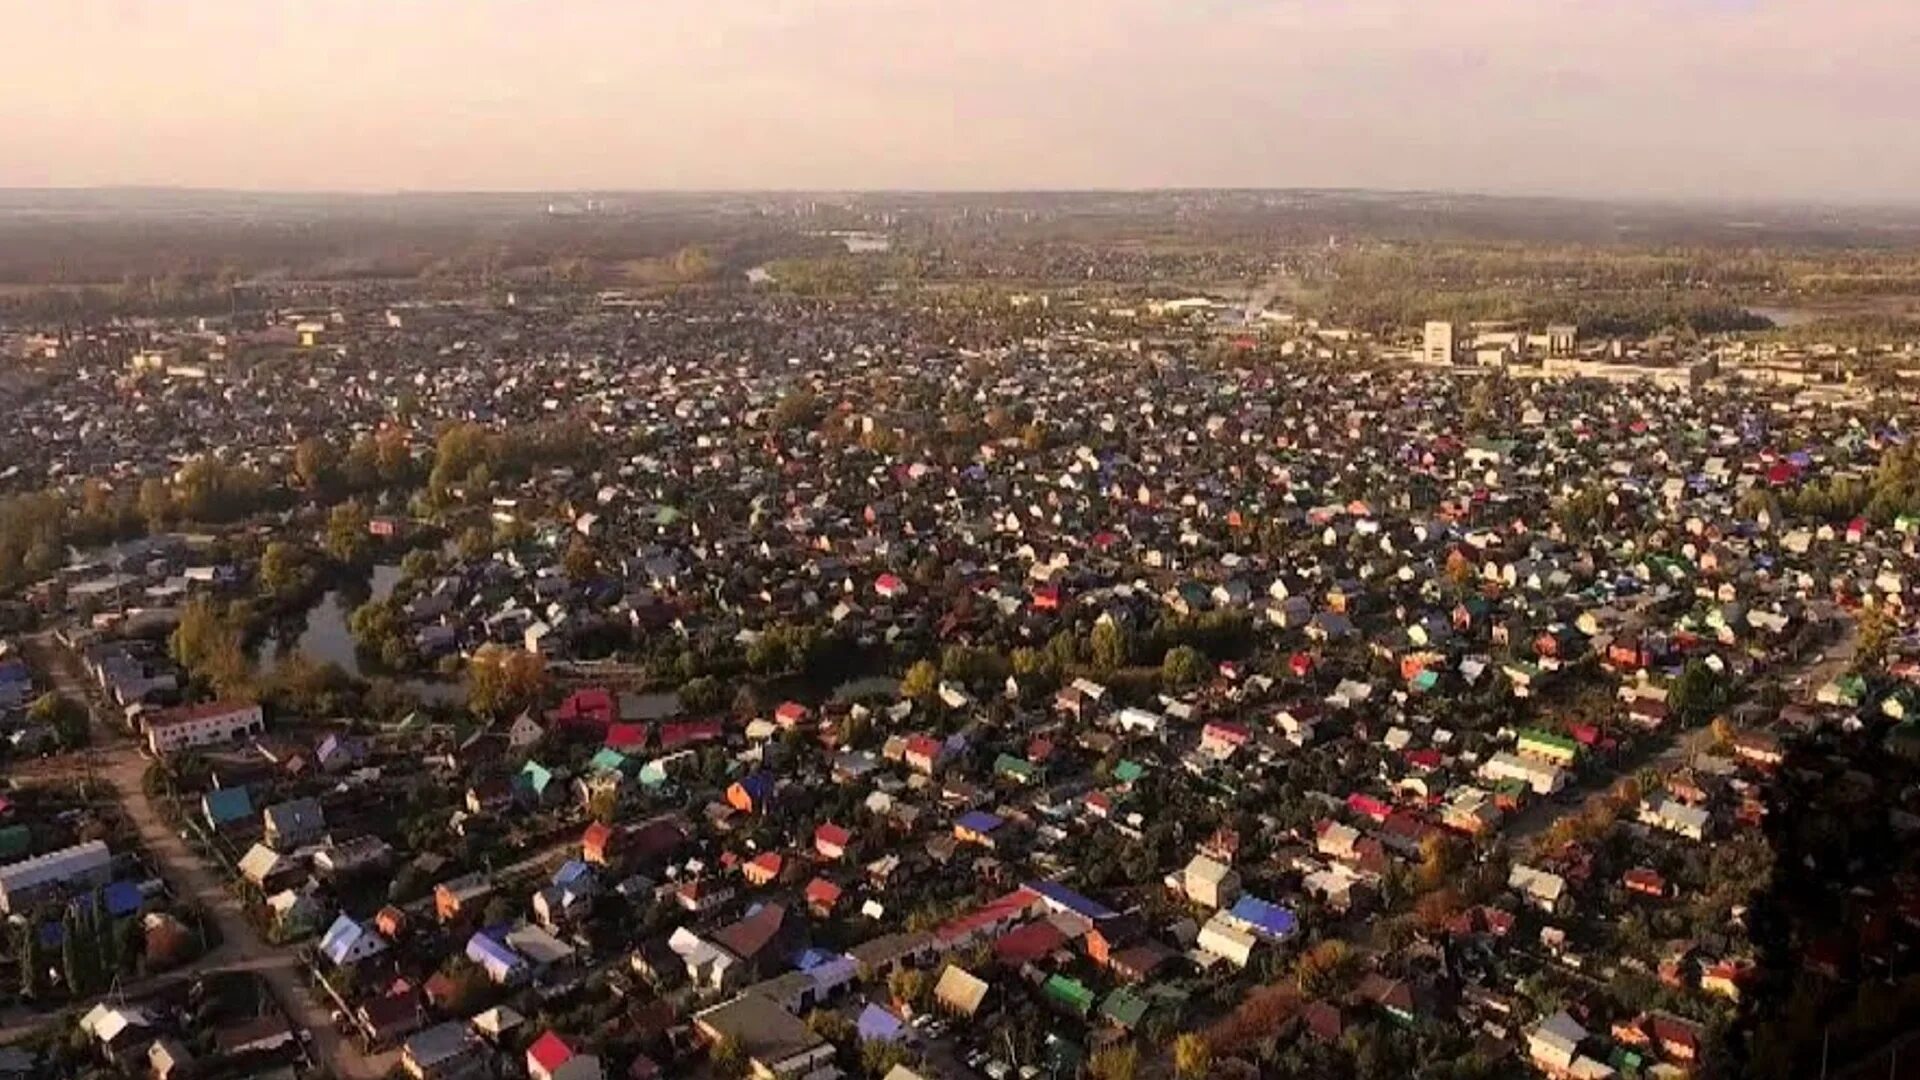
4 0 1919 201
9 5 1920 1080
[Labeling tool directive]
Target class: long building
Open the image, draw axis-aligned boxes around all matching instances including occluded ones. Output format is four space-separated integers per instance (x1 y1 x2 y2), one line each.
0 840 112 913
145 700 265 755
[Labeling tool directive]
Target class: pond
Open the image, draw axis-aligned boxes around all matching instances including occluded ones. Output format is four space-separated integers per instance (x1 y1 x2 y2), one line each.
264 564 467 705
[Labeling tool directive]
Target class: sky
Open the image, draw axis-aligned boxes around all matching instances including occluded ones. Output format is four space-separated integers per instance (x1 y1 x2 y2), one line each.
2 0 1917 202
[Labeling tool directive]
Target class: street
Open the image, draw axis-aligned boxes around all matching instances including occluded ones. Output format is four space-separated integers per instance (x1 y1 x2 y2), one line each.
15 634 394 1079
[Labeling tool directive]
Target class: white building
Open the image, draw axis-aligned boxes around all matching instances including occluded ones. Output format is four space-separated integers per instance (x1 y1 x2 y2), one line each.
1423 321 1455 366
145 700 264 755
1196 911 1256 968
1479 751 1566 796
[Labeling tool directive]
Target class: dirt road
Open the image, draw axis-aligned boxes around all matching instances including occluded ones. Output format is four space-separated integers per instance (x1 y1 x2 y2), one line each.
20 635 392 1078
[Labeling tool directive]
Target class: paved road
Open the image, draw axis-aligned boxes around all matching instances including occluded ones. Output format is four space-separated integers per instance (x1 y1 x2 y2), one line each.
20 634 393 1079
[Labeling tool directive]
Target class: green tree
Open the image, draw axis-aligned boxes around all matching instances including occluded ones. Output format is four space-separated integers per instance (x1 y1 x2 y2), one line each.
258 540 310 598
1161 645 1210 688
27 693 89 750
1091 621 1135 672
325 500 372 563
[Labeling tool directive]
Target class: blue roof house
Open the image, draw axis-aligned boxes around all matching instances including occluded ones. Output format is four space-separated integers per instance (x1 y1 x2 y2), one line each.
466 931 530 985
319 914 389 966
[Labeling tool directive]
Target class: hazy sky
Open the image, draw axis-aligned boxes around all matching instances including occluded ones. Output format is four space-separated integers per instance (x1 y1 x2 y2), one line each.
3 0 1917 201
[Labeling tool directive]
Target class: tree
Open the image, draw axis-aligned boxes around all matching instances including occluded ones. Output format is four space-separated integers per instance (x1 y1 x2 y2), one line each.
1088 1043 1140 1080
1091 621 1135 672
293 436 340 493
400 548 440 580
888 967 929 1010
325 501 372 563
1859 605 1895 673
1669 659 1727 725
1444 549 1476 589
258 541 310 598
900 660 940 701
171 598 253 697
28 693 89 750
710 1035 745 1079
1173 1032 1213 1080
563 536 597 581
1293 939 1355 996
772 389 823 430
137 478 174 531
467 644 549 717
457 525 494 561
1161 645 1210 688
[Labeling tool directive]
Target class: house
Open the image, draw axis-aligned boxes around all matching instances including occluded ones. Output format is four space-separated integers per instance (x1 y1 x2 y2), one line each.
1225 895 1298 942
1624 868 1668 898
145 700 264 755
262 797 325 850
402 1022 488 1080
358 990 427 1046
954 811 1005 847
316 732 369 772
814 822 851 861
1516 729 1581 767
314 835 393 879
1509 863 1569 914
78 1004 154 1062
1528 1010 1587 1074
266 886 327 937
694 993 835 1079
528 1030 603 1080
1196 911 1256 968
581 822 620 866
319 913 388 966
1174 853 1241 909
147 1038 193 1080
1479 751 1566 796
903 735 944 774
743 852 784 887
1357 974 1417 1024
0 840 112 913
727 773 776 814
1638 796 1710 842
435 874 493 923
467 931 531 985
804 877 842 916
932 964 992 1017
508 713 545 751
201 786 253 833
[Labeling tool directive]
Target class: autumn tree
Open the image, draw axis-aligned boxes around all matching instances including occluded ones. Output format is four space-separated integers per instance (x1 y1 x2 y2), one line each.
467 644 549 717
1173 1032 1214 1080
900 659 940 701
1088 1043 1140 1080
563 536 597 581
293 436 340 493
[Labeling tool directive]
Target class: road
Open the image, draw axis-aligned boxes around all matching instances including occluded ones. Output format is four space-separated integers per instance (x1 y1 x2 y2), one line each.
1505 619 1859 856
18 634 393 1078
